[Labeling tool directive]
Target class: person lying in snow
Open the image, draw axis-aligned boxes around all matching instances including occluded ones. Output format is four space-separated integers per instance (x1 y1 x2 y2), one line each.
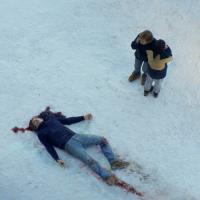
12 107 129 186
144 39 173 97
129 30 157 85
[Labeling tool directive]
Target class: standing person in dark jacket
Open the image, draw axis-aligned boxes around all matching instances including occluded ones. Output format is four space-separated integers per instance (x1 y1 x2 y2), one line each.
144 39 173 97
129 30 157 85
13 107 130 186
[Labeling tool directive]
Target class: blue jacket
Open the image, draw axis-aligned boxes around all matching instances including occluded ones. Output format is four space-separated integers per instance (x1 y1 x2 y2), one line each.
36 111 84 161
131 35 157 61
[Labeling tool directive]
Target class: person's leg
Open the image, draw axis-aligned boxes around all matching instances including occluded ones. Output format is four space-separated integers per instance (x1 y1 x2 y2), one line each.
144 74 153 91
144 74 154 96
134 58 143 74
142 61 148 74
141 62 148 85
153 79 162 97
73 134 130 170
129 58 143 82
71 134 117 164
65 137 112 180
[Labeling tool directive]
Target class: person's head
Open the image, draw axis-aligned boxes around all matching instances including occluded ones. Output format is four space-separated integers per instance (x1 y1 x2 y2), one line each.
156 39 166 53
11 106 50 134
29 117 44 131
139 30 153 45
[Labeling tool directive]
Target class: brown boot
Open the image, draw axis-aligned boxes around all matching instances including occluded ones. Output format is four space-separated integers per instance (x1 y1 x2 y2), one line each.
128 72 141 82
111 160 130 170
105 175 118 186
141 73 147 85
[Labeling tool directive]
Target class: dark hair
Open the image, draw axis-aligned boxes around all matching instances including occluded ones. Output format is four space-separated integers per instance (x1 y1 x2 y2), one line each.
156 39 166 53
29 118 38 131
11 106 65 134
12 117 39 133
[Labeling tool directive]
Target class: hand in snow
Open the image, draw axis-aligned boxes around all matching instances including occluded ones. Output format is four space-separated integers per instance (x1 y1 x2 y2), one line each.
84 113 93 120
57 159 65 167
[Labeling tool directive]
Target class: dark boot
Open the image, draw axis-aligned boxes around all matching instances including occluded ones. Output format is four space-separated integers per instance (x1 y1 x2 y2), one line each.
128 71 141 82
144 90 149 96
153 92 159 98
144 86 154 96
141 73 147 85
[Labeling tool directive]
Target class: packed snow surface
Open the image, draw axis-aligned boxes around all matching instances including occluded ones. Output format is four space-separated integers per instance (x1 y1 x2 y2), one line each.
0 0 200 199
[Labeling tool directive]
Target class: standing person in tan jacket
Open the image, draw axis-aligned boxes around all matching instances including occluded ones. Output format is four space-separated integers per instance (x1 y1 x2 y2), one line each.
144 39 173 97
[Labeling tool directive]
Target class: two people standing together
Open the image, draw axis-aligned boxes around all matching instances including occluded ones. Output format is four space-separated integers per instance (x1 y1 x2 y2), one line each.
129 30 173 97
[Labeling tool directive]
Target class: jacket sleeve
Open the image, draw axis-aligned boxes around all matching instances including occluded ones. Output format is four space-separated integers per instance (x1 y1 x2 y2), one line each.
131 35 140 49
38 133 60 161
58 116 85 125
38 111 54 121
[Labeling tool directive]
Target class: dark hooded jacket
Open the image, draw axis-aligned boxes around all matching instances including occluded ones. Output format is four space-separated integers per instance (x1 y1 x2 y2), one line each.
131 35 157 61
36 111 84 161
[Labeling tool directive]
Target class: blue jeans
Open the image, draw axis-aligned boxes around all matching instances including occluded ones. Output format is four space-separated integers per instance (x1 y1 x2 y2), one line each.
65 134 117 180
134 58 148 74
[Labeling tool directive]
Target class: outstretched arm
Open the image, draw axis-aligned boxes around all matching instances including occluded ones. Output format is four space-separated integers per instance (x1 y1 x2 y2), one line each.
38 134 60 161
58 113 93 125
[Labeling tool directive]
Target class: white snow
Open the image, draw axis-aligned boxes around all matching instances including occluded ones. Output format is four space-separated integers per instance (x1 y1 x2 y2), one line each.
0 0 200 199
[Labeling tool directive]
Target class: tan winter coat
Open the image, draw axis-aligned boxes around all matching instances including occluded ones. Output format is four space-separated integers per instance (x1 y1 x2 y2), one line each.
146 50 173 71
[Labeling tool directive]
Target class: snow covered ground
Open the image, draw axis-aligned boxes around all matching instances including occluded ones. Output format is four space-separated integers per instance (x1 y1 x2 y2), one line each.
0 0 200 199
